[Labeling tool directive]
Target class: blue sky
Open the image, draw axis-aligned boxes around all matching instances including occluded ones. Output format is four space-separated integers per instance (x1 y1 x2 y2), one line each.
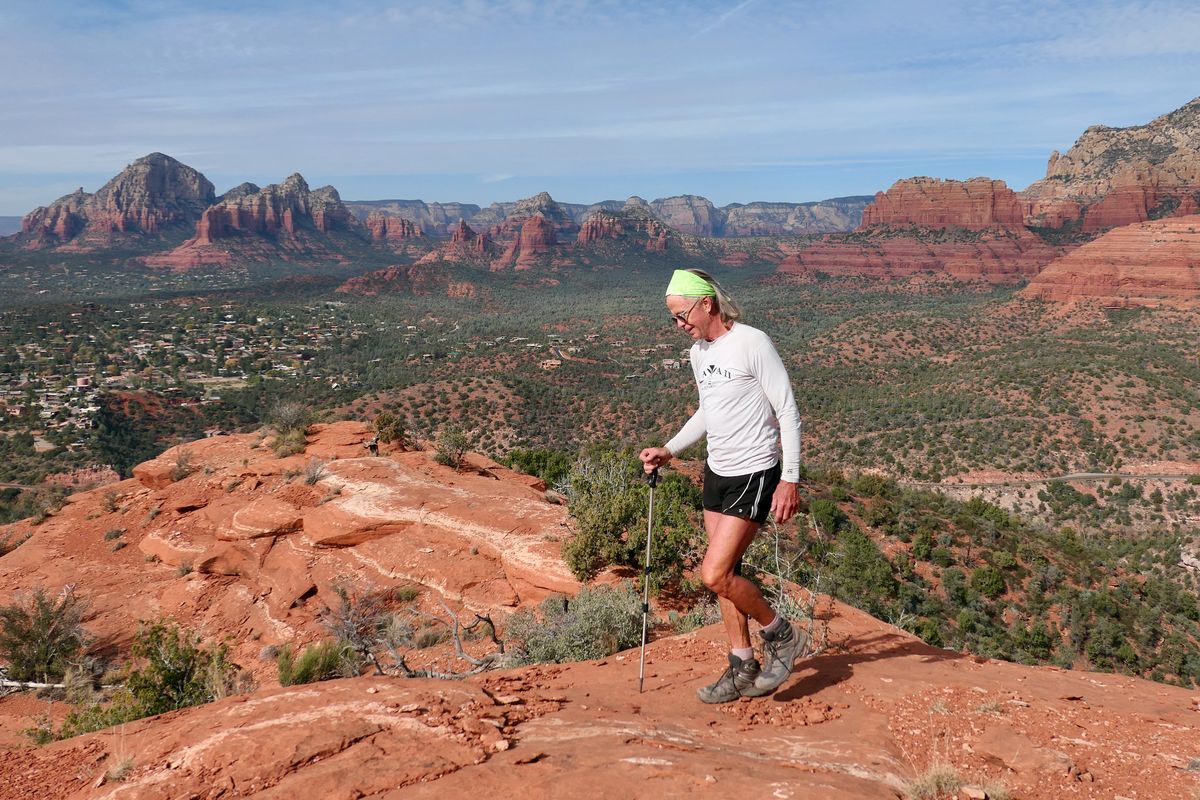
1 0 1198 214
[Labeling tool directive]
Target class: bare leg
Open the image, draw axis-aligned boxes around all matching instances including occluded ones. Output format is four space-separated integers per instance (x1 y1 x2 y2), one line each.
701 509 776 651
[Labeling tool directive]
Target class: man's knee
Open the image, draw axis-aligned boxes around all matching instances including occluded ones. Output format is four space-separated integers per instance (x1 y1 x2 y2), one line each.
701 564 735 596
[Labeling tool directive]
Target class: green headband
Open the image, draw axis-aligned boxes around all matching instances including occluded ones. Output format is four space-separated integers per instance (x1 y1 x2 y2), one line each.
665 269 716 297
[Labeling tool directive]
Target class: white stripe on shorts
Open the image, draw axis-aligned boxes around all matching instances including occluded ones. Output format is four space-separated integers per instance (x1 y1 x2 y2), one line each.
750 472 766 520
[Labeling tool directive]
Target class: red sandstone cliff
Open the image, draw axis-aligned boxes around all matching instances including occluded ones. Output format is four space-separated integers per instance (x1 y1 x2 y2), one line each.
17 153 215 249
576 208 670 252
859 178 1027 229
1022 96 1200 232
777 226 1062 283
365 210 422 244
1020 215 1200 306
145 175 368 268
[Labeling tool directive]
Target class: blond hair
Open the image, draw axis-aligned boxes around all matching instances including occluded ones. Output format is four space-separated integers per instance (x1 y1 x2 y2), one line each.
684 268 741 324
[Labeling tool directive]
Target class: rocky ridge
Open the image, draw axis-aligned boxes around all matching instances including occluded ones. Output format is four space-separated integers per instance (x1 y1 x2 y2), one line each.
1022 96 1200 231
777 225 1062 283
144 175 368 268
1021 214 1200 306
0 426 1198 799
16 154 215 250
345 195 870 238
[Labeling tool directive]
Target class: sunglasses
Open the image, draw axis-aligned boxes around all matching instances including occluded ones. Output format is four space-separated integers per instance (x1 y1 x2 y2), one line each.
670 296 705 326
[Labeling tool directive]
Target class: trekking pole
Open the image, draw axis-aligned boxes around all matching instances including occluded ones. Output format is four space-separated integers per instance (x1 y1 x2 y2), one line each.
639 467 659 693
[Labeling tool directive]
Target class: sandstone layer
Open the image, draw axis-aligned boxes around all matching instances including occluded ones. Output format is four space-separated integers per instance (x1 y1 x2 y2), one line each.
2 604 1198 799
0 422 577 673
859 178 1027 229
777 227 1062 283
1021 214 1200 306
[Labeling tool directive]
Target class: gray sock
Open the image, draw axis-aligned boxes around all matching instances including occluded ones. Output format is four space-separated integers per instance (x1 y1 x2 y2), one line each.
732 647 754 661
762 615 785 635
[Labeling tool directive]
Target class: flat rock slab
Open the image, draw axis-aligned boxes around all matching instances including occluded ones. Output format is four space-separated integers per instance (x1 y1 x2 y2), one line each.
218 496 303 541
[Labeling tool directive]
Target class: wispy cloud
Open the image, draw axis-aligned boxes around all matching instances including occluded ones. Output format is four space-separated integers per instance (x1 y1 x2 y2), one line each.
1 0 1199 212
693 0 758 37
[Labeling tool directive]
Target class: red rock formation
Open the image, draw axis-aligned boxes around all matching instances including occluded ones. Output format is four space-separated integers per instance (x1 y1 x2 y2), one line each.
518 214 556 254
3 582 1199 800
577 209 671 252
147 175 366 267
365 211 422 243
18 153 214 248
1022 97 1200 231
859 178 1027 230
1020 215 1200 306
777 227 1062 283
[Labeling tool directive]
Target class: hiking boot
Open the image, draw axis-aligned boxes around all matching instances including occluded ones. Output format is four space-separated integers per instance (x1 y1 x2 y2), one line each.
696 653 761 704
744 621 810 697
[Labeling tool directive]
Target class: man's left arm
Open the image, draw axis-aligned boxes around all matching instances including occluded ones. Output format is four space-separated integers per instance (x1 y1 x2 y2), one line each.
752 335 803 523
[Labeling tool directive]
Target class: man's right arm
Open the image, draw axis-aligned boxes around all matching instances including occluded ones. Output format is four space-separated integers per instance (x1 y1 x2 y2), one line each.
640 407 707 472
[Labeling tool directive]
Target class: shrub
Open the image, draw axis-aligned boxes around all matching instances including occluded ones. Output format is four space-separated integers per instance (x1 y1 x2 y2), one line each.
905 763 962 799
277 640 357 686
373 412 408 447
0 587 87 683
58 622 244 739
272 429 307 458
832 527 896 618
303 458 327 486
561 445 701 586
103 528 124 541
505 584 642 665
501 447 572 488
809 498 848 535
269 400 313 435
123 622 238 716
970 565 1006 599
170 451 194 482
433 426 472 469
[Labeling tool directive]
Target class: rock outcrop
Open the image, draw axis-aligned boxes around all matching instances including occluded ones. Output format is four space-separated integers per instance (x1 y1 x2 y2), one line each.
335 263 475 297
145 175 368 268
860 178 1027 229
648 194 720 236
576 208 670 252
777 226 1061 283
1021 215 1200 306
1022 96 1200 232
3 596 1199 800
365 210 422 243
722 196 872 235
345 194 869 239
0 422 578 677
17 153 215 249
344 199 485 236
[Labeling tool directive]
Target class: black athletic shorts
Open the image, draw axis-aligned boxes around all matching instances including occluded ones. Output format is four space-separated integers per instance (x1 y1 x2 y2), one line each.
702 462 781 524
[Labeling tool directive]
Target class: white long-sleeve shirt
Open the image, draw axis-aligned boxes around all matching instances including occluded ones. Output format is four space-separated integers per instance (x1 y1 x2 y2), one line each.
665 322 802 481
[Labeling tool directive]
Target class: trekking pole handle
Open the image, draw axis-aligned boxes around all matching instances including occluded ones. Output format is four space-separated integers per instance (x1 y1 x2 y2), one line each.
646 467 660 487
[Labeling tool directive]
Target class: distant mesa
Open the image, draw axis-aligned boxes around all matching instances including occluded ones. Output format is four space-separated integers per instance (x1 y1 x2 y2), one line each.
345 193 871 239
1020 215 1200 307
858 177 1027 230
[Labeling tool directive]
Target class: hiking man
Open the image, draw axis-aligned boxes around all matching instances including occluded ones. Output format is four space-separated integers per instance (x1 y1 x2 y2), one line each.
640 268 807 703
